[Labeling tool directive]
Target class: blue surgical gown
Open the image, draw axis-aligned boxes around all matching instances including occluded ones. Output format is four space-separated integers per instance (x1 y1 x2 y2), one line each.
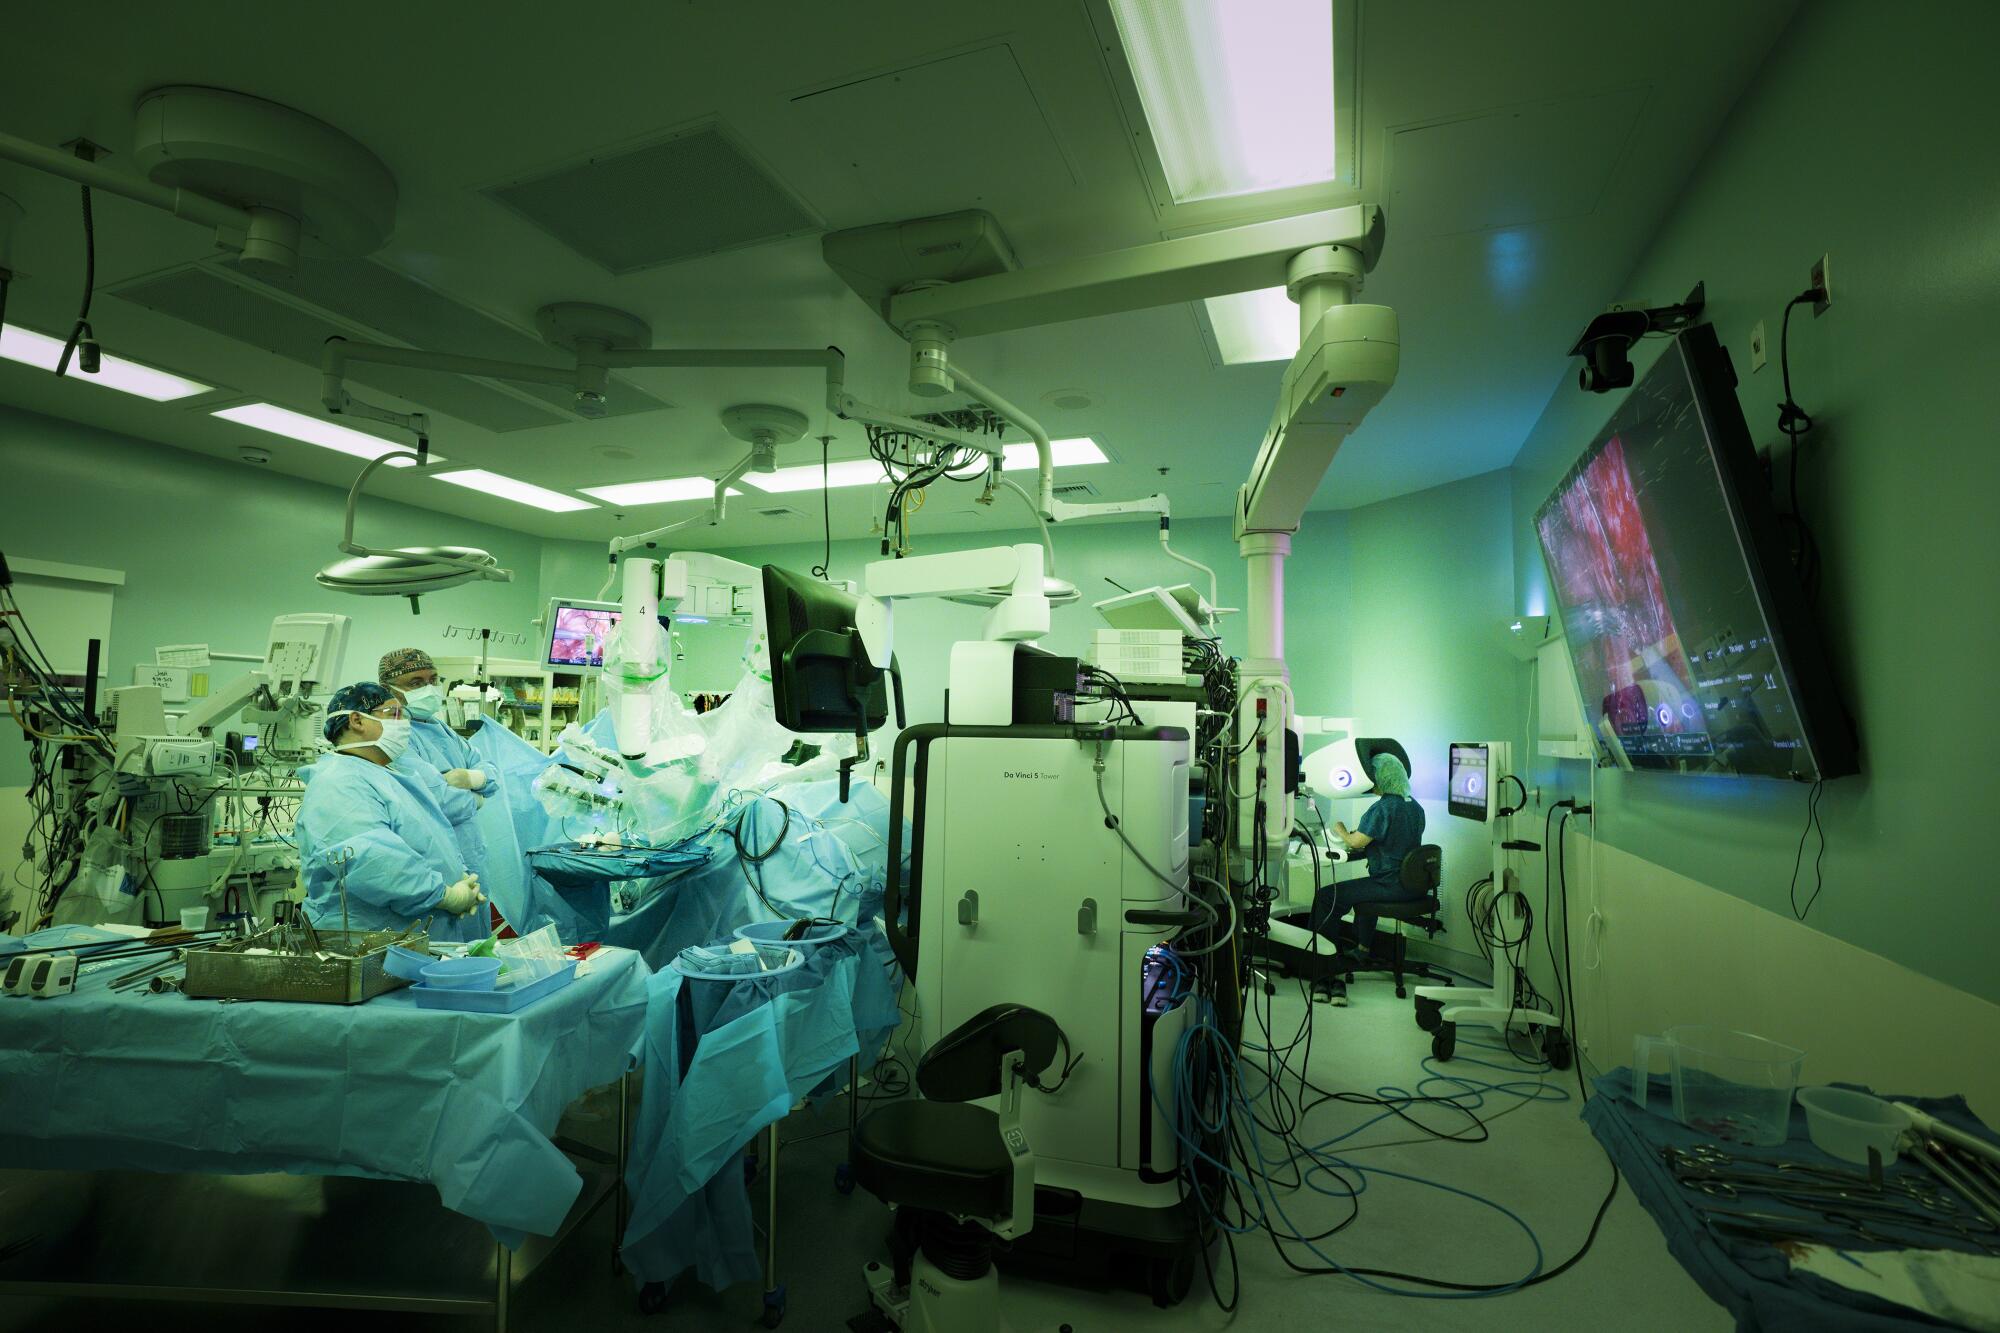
296 754 484 943
408 715 494 875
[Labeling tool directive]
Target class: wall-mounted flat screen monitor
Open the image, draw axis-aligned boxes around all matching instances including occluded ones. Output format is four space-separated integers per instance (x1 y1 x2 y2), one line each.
1534 325 1854 780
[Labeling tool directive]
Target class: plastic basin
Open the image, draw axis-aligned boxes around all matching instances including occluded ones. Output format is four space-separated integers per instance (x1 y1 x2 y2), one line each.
733 920 849 949
421 957 502 991
383 946 434 982
1633 1025 1804 1146
1798 1087 1907 1165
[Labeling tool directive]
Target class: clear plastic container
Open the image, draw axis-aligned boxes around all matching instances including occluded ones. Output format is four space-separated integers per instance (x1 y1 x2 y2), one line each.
1631 1025 1804 1146
179 906 210 931
1798 1086 1907 1165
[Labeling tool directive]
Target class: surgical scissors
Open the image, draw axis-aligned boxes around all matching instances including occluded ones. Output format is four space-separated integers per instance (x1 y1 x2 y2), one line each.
1665 1146 1955 1210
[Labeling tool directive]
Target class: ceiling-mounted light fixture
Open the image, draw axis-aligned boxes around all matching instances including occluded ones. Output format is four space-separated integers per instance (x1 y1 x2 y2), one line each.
744 458 889 494
0 324 210 400
431 468 596 513
1000 438 1107 470
316 451 511 613
582 476 746 507
1108 0 1337 204
214 402 434 466
1203 287 1302 365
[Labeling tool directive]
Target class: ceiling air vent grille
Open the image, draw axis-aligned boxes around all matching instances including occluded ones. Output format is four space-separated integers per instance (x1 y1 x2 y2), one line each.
754 505 806 520
1050 482 1100 499
487 122 820 274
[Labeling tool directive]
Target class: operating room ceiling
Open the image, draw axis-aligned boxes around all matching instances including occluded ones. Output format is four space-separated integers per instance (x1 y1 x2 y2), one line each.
0 0 1798 550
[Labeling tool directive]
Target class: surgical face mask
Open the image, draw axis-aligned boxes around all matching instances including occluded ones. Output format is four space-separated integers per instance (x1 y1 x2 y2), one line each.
401 684 445 720
329 712 413 762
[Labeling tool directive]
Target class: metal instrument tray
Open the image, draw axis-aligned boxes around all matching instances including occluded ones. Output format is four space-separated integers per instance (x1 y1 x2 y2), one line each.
182 926 430 1005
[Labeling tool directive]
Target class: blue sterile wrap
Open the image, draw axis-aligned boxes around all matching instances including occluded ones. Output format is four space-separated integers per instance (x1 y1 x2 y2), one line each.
1586 1073 2000 1333
0 947 651 1244
620 946 862 1291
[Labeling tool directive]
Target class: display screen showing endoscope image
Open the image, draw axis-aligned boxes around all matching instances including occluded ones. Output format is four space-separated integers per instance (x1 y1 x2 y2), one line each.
1536 328 1853 781
547 604 619 668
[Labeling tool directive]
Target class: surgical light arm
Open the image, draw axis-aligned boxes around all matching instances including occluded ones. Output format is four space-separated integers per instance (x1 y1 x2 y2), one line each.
338 450 514 583
858 543 1052 667
173 672 270 739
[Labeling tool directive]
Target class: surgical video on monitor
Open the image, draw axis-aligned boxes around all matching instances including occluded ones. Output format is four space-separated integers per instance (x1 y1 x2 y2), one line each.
1536 340 1815 779
548 605 618 668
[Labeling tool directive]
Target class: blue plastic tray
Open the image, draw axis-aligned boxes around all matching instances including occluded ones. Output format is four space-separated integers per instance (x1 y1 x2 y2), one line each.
410 959 577 1013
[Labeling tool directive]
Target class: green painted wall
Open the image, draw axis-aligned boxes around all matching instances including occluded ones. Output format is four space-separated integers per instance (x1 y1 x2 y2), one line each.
1508 0 2000 1002
0 405 549 786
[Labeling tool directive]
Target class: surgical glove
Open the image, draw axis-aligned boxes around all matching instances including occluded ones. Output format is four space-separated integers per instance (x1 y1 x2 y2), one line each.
440 874 486 916
444 767 487 790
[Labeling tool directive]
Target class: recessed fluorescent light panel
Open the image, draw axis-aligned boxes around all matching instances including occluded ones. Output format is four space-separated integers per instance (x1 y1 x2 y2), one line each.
0 325 210 401
432 469 596 512
1109 0 1337 203
744 459 889 494
1000 438 1108 470
1204 287 1301 365
580 477 744 506
212 403 434 468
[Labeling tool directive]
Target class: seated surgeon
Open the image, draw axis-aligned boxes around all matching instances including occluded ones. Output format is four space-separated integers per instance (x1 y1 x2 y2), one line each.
1313 751 1425 961
296 682 488 943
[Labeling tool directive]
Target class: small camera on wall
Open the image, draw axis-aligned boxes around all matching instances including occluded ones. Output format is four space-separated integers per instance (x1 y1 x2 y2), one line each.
1568 282 1705 393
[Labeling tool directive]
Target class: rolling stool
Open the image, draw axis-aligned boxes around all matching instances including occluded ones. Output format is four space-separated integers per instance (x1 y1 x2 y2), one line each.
1345 844 1452 998
849 1004 1064 1333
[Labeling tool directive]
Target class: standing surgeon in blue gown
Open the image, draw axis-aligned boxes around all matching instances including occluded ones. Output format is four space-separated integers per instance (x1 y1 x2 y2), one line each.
296 682 490 943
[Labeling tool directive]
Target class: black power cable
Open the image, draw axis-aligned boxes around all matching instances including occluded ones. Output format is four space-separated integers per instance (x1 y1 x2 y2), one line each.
1776 289 1823 594
1788 778 1828 920
810 435 832 580
56 181 96 378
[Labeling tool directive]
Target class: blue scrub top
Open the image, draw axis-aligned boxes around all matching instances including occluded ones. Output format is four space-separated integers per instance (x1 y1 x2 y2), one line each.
1358 793 1425 889
296 754 481 942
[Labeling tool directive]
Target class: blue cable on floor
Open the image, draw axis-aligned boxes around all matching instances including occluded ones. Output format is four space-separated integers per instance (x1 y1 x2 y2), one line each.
1157 1004 1568 1299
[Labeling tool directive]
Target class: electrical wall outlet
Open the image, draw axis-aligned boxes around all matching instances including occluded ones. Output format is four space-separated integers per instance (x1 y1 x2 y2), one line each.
1749 320 1768 372
1811 254 1832 316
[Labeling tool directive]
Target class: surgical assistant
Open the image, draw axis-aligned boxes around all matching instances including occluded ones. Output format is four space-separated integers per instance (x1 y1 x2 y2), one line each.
295 682 489 943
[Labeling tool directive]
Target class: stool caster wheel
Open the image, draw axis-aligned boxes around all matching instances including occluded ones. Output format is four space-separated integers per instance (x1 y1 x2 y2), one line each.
835 1161 856 1195
1546 1027 1574 1071
1431 1021 1457 1062
761 1283 787 1327
637 1281 669 1315
1415 995 1443 1032
1263 979 1277 997
1147 1253 1194 1308
1394 983 1408 999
